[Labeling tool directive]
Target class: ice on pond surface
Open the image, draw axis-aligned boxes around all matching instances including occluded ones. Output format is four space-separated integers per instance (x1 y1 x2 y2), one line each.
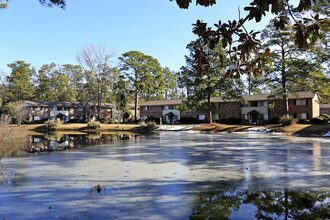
0 132 329 219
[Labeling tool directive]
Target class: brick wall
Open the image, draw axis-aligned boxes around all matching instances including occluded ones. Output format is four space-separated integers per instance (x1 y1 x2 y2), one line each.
182 110 209 120
140 106 163 119
214 102 241 119
269 98 315 119
320 107 330 115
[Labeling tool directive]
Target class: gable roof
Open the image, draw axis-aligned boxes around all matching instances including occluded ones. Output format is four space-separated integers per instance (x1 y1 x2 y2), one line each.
140 99 183 106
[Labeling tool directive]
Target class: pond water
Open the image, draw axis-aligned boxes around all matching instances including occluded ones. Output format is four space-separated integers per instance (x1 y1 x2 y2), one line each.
0 131 329 219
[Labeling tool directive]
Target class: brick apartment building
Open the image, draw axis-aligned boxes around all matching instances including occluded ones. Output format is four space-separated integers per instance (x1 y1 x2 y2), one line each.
140 91 320 124
22 100 113 123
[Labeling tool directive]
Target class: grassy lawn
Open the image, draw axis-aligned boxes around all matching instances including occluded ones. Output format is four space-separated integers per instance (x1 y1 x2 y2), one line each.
271 124 330 136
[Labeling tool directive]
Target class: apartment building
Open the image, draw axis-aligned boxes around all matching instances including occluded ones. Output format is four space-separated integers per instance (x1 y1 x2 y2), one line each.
140 92 320 124
22 100 113 123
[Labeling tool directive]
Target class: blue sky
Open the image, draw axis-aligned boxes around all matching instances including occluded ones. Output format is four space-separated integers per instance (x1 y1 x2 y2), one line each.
0 0 270 75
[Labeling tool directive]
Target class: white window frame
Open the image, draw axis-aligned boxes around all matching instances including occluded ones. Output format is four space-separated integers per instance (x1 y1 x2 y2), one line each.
198 115 206 121
296 99 307 106
33 116 41 121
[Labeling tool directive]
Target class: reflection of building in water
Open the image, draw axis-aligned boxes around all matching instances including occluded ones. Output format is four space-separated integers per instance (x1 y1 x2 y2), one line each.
27 133 137 153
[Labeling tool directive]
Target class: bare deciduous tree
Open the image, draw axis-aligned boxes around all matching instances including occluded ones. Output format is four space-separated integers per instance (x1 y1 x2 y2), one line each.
76 45 116 120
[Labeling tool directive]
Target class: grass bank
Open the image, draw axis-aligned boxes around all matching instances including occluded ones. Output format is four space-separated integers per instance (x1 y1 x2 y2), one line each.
270 124 330 136
11 123 140 133
193 123 330 137
10 123 330 137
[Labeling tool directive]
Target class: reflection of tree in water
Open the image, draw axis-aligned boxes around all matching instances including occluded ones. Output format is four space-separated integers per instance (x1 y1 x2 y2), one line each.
190 188 241 220
245 190 330 220
24 133 138 154
190 188 330 220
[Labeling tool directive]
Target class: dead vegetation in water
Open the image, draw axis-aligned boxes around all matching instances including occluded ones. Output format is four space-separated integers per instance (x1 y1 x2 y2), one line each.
0 116 28 184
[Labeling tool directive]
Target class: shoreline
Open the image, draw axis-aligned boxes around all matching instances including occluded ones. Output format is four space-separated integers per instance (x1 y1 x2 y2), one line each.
10 123 330 137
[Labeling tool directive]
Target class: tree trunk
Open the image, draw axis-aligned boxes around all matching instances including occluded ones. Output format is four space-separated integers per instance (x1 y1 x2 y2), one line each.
97 78 101 120
281 42 289 116
208 94 212 123
134 92 138 121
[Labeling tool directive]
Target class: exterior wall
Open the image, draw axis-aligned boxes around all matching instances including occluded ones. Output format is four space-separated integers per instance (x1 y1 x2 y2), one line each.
140 106 163 120
269 97 317 120
27 106 50 121
312 94 320 117
215 102 241 120
23 101 112 123
320 105 330 115
163 109 180 123
49 106 70 122
289 98 314 119
182 110 209 121
268 99 285 119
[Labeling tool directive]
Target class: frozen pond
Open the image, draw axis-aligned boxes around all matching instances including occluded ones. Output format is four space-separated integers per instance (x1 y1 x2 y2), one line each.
0 132 329 219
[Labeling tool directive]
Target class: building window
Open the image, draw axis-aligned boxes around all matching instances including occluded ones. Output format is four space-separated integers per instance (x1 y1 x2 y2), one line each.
143 106 148 111
250 101 258 107
63 107 69 111
33 137 41 143
295 113 308 119
295 99 308 106
57 106 63 111
259 101 267 107
259 114 264 120
198 115 206 121
33 116 41 121
33 106 42 111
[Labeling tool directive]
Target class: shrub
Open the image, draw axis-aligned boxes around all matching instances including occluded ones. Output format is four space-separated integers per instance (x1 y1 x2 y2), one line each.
219 118 228 124
320 114 330 120
87 120 101 129
146 121 158 130
99 118 114 124
267 117 280 124
99 118 109 124
145 116 161 124
228 117 241 124
82 118 89 123
67 118 79 123
44 119 62 130
139 121 158 131
40 118 49 124
279 115 296 126
180 117 198 124
297 119 310 124
311 116 328 125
